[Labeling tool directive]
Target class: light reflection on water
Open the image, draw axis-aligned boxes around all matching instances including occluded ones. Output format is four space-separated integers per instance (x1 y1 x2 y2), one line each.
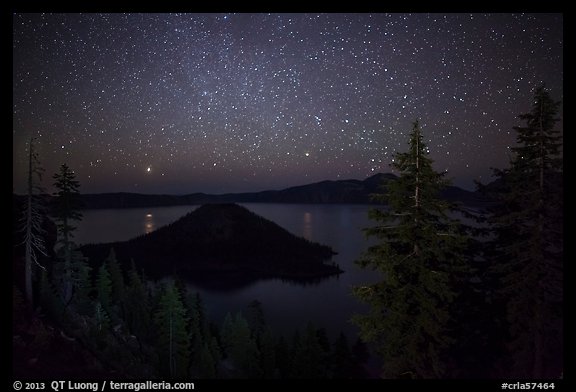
144 213 154 234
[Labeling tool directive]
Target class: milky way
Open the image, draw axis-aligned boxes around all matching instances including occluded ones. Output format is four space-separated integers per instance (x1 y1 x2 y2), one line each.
12 13 563 194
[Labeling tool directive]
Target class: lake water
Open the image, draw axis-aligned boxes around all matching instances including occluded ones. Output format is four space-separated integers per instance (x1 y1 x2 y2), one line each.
74 203 381 340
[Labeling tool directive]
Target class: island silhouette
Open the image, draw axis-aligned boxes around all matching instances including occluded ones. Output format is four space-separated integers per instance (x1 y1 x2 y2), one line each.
80 203 341 286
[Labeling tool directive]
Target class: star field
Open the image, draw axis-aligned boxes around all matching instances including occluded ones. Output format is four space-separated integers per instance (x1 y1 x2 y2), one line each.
13 13 563 194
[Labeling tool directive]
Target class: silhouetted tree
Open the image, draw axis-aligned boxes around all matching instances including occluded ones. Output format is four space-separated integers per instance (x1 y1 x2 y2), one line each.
275 335 291 378
38 269 64 322
246 300 266 339
69 250 92 315
208 336 222 375
189 292 209 343
353 120 470 378
315 327 331 354
92 301 110 337
351 337 370 365
106 250 124 296
221 312 262 378
96 263 112 313
52 163 83 304
124 261 152 341
197 341 217 378
288 324 328 378
259 327 277 378
186 291 214 377
483 86 563 378
331 333 355 379
19 137 47 306
154 281 190 378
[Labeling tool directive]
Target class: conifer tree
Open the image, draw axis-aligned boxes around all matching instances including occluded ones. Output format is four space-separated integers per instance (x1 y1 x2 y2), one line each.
125 264 153 341
38 269 64 322
189 292 209 343
107 249 125 303
331 333 355 379
291 323 327 378
274 335 291 378
484 86 563 378
52 163 83 304
220 312 235 354
287 330 304 378
221 312 262 378
197 341 217 378
286 328 316 378
93 301 111 335
69 250 92 315
259 327 277 378
19 137 47 306
50 248 92 316
352 120 470 378
154 281 190 378
315 327 332 357
246 300 266 339
96 263 112 313
186 291 212 377
208 336 222 373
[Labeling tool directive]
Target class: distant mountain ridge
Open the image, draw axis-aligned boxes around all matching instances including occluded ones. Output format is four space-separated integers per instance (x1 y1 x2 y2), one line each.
73 173 486 209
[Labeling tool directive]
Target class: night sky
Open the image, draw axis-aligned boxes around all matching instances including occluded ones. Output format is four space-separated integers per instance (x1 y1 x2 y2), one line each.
13 13 563 195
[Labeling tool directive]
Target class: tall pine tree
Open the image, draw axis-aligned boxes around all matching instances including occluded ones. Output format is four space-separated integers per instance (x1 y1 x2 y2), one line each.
96 262 112 313
64 249 92 315
484 86 563 378
19 137 47 306
106 250 124 294
154 281 190 379
124 261 152 341
221 312 262 378
52 163 83 304
352 120 470 378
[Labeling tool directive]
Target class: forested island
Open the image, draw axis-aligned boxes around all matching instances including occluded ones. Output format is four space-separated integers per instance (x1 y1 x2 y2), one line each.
79 203 341 281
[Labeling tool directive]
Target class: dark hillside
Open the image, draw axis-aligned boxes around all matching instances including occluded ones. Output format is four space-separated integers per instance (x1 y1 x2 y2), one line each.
80 203 340 280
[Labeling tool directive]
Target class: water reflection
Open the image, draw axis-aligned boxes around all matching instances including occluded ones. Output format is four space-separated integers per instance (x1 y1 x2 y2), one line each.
180 270 341 294
144 213 154 234
302 212 312 240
